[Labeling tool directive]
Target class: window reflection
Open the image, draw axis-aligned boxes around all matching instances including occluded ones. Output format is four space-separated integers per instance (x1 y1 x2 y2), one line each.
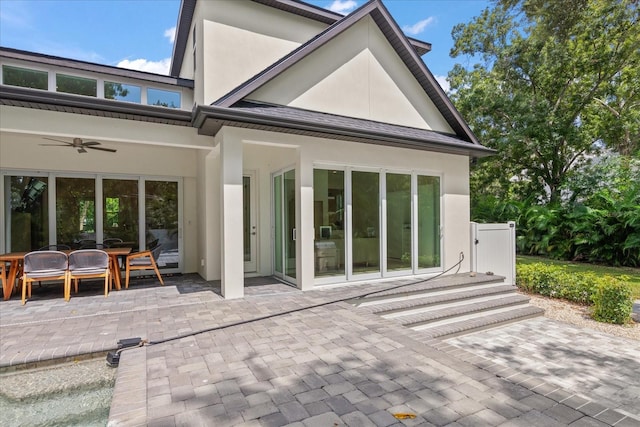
104 82 141 103
147 88 180 109
387 173 412 271
145 181 179 269
313 169 345 278
352 171 380 274
56 177 96 247
103 179 139 247
5 176 49 251
56 74 97 97
2 65 48 90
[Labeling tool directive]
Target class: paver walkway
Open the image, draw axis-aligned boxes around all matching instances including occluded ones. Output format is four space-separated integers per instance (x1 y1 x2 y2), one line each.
446 317 640 419
1 274 639 426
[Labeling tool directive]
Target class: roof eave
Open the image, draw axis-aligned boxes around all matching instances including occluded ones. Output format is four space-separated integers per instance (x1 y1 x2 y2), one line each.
193 104 495 158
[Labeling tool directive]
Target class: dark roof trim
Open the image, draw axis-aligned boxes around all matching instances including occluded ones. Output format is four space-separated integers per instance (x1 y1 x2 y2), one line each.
169 0 431 76
1 47 194 88
0 85 193 124
170 0 197 77
212 0 479 145
193 102 495 158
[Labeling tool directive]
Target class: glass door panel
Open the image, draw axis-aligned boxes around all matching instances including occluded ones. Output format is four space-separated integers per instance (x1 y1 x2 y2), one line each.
56 177 95 247
386 173 412 271
313 169 345 278
273 175 283 275
243 174 257 272
145 181 179 269
352 171 380 274
5 176 49 251
283 169 296 279
417 175 441 269
103 179 139 246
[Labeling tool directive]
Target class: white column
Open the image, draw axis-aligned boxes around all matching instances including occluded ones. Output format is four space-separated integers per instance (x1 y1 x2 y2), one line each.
296 150 314 291
220 131 244 299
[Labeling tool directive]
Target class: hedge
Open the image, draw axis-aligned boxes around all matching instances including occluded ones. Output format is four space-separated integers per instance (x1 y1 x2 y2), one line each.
516 263 633 324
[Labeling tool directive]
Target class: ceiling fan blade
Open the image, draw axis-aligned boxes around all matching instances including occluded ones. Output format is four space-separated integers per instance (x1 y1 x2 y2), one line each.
39 144 71 147
82 141 101 146
87 146 117 153
42 137 73 146
77 148 87 154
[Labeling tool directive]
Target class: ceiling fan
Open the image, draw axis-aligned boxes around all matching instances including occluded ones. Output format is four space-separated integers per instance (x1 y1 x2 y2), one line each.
40 137 117 154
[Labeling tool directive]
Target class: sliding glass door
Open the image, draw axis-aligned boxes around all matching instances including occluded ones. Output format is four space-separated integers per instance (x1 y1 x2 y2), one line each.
4 175 49 251
313 167 441 284
351 171 380 276
2 172 181 273
273 169 296 282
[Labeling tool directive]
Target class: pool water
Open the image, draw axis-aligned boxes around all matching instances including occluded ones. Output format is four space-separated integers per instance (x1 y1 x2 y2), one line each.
0 358 116 426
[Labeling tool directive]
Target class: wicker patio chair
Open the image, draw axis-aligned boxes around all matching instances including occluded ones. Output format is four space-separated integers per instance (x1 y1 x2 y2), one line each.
22 251 69 305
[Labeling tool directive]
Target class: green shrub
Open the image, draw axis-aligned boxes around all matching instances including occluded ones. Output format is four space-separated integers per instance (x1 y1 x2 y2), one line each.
516 263 633 323
592 277 633 324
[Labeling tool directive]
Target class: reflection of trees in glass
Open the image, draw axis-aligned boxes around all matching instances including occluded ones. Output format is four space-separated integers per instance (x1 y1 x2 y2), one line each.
56 178 95 246
104 180 139 243
151 99 178 108
56 74 97 96
2 66 48 90
104 82 129 99
145 181 178 249
352 172 379 237
9 176 49 251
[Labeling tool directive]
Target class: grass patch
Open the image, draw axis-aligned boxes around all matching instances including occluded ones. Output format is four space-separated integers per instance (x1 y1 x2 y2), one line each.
517 255 640 300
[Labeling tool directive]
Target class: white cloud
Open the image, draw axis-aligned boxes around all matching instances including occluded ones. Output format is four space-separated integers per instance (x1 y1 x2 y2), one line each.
327 0 358 14
117 58 171 75
402 17 435 36
164 26 176 44
434 75 450 93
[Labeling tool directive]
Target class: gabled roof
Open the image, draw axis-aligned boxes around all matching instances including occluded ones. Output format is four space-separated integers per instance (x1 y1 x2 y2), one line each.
169 0 431 77
212 0 480 146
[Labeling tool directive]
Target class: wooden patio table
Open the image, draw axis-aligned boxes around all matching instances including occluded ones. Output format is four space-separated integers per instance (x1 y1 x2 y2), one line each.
0 247 132 301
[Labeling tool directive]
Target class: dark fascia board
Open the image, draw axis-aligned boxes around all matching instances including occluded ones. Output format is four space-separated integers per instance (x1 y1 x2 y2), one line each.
212 0 480 145
252 0 429 54
0 85 193 123
193 103 495 158
1 46 194 89
170 0 197 77
169 0 430 77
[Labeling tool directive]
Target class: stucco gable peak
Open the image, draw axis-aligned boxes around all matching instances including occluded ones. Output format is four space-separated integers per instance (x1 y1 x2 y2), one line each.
211 0 479 144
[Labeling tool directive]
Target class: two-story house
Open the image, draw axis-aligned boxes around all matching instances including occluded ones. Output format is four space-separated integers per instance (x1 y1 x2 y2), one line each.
0 0 493 299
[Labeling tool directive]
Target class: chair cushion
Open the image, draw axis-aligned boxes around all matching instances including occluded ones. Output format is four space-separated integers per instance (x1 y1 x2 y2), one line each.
69 267 108 275
25 269 67 278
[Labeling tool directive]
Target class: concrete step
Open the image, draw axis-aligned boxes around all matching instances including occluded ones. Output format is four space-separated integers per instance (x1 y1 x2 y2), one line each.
414 305 545 339
393 294 531 328
351 273 506 306
371 284 518 315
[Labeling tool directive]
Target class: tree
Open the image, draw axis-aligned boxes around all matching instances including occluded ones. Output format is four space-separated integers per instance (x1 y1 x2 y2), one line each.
449 0 640 204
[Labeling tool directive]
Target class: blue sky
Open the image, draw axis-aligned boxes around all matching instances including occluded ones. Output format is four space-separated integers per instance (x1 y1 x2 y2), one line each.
0 0 489 91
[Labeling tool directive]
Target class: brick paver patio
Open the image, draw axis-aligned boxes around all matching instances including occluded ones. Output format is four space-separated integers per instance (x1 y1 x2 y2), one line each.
1 274 638 426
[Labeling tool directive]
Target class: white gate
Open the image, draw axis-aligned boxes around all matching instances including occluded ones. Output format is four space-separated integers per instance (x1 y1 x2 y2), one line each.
470 222 516 285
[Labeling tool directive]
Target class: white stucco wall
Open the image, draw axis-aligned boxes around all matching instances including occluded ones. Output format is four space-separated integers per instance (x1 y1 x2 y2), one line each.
248 17 454 133
218 127 472 284
197 0 327 105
